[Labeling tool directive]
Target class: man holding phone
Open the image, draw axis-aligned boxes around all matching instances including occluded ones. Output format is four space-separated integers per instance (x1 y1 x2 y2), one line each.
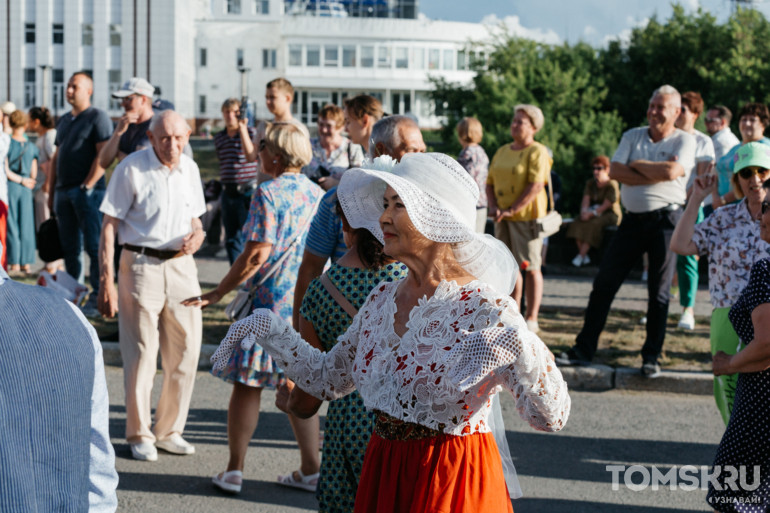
215 98 259 264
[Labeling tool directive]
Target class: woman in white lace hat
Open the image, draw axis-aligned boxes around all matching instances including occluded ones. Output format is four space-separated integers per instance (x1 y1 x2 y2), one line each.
212 152 571 512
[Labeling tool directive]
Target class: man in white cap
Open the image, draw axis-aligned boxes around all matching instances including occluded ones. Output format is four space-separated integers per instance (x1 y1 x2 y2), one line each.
98 77 156 168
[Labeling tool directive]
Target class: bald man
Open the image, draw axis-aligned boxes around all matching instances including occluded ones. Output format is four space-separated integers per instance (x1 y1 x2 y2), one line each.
48 71 113 316
98 110 207 461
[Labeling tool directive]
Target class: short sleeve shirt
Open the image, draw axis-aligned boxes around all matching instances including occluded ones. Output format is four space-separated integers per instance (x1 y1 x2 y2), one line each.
214 127 259 184
305 187 347 262
302 138 365 182
685 130 715 189
584 179 622 219
611 127 696 213
7 139 39 177
55 107 113 188
99 148 206 250
486 141 551 221
691 200 770 309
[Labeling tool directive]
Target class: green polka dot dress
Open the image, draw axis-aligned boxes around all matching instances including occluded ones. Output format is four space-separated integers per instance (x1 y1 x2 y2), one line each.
300 262 407 512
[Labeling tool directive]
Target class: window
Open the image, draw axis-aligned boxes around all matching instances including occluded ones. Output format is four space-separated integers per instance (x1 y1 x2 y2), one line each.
53 68 65 108
108 70 122 109
342 46 356 67
395 47 408 69
457 50 467 71
361 46 374 68
82 24 93 46
262 48 276 69
377 46 391 68
109 24 121 46
199 95 207 114
324 45 338 67
52 23 64 44
428 49 439 70
306 45 320 67
289 45 302 66
413 48 425 70
254 0 269 14
227 0 241 14
24 69 35 107
25 23 35 44
236 48 244 67
200 48 207 67
442 49 453 70
471 51 487 69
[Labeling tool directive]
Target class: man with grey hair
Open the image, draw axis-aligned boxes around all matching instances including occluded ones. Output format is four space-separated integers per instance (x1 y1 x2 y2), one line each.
98 109 207 461
370 115 426 160
558 85 696 378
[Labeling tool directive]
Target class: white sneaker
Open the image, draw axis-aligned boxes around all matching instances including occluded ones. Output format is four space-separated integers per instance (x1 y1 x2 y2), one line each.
526 320 540 333
678 311 695 330
155 434 195 455
130 441 158 461
582 255 591 266
571 255 583 267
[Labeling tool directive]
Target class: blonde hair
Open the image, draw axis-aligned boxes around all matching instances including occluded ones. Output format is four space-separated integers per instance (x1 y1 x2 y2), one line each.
456 117 483 144
513 104 544 132
221 97 240 112
264 122 312 169
9 110 28 129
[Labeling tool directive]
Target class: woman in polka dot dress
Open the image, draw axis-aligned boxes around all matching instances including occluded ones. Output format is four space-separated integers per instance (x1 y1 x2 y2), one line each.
280 201 406 511
707 178 770 511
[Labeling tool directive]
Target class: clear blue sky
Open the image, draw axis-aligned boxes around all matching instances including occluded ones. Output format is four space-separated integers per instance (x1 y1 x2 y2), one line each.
418 0 770 47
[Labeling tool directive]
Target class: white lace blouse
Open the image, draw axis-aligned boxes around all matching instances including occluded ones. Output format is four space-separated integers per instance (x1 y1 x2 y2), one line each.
218 279 571 436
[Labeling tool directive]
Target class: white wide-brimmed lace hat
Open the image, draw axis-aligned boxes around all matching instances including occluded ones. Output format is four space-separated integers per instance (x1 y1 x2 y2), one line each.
337 152 518 295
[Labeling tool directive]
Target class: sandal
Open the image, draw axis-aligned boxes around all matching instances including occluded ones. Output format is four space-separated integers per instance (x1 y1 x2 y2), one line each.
213 470 243 494
276 469 319 492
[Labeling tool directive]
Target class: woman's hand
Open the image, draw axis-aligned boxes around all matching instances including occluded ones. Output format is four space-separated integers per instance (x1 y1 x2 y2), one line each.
579 209 594 221
182 289 223 309
712 351 734 376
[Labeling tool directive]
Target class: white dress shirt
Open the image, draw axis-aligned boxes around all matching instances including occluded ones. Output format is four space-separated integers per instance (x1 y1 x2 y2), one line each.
100 148 206 250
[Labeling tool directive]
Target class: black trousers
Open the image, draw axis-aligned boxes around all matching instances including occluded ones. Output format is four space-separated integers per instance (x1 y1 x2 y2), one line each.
573 207 682 364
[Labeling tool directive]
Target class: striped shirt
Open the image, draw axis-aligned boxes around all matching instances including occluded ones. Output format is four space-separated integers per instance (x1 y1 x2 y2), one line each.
214 126 259 184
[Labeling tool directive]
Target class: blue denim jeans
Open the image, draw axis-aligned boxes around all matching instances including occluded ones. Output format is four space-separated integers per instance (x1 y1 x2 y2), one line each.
220 188 253 265
54 185 105 293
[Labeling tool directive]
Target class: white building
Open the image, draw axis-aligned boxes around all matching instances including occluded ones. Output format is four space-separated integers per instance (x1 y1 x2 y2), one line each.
0 0 490 128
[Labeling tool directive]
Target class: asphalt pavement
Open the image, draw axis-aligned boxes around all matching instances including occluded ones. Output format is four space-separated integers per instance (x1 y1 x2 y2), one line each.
108 367 726 513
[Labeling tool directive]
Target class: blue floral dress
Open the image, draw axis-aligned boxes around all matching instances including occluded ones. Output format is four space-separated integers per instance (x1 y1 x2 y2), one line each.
299 262 407 512
212 173 323 388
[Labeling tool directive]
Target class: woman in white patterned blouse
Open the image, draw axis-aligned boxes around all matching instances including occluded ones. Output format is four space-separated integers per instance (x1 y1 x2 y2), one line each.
212 152 571 512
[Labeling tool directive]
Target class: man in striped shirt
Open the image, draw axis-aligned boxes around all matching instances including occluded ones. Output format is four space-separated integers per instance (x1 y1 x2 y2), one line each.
215 98 258 264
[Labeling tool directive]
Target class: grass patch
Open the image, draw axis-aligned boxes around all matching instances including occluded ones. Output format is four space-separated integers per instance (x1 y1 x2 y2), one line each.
537 308 712 371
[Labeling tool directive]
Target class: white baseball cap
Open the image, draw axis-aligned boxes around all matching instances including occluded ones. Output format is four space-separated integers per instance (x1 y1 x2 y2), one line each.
111 77 155 99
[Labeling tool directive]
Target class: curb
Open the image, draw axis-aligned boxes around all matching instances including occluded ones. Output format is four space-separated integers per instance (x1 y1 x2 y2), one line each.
559 364 713 395
102 342 714 395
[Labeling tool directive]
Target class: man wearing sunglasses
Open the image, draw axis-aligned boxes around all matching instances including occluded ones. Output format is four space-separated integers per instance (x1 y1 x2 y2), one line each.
557 85 696 379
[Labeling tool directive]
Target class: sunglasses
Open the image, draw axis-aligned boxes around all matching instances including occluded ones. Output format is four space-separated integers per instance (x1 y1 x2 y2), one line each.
592 166 606 171
738 167 770 179
705 117 721 124
763 201 770 215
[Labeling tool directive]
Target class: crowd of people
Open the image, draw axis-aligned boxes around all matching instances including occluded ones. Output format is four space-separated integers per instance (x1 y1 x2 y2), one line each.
3 72 770 513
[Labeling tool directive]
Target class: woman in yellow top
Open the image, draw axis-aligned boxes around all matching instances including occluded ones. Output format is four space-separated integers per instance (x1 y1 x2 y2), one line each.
486 104 551 333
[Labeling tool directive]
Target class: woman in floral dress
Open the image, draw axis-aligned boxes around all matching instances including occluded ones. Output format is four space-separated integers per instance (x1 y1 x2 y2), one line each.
185 122 323 493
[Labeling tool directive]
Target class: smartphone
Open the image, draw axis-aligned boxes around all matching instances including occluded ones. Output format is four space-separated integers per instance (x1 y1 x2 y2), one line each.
239 96 249 120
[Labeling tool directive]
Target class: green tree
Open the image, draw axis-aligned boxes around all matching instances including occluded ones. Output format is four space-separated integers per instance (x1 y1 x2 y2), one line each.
431 36 623 215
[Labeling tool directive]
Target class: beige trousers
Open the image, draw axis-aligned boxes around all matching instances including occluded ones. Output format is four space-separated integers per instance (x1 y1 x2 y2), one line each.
118 250 202 443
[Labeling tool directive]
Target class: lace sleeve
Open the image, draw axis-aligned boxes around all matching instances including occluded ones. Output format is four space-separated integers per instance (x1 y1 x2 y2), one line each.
211 309 360 400
448 302 570 433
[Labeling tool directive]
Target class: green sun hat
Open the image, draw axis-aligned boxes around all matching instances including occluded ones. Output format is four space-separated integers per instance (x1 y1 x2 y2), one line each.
733 141 770 173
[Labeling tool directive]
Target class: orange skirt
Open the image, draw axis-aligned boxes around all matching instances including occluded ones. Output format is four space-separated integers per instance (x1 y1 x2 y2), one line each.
354 431 514 513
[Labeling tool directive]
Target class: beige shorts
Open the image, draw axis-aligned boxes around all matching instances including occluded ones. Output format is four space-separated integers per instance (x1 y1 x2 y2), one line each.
494 220 543 271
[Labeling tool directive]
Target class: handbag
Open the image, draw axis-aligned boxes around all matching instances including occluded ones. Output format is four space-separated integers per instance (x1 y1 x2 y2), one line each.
535 178 563 238
224 199 320 321
36 214 64 262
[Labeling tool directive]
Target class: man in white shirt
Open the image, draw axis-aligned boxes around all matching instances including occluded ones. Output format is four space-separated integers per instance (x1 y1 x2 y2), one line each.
97 110 207 461
705 105 740 161
558 85 696 378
